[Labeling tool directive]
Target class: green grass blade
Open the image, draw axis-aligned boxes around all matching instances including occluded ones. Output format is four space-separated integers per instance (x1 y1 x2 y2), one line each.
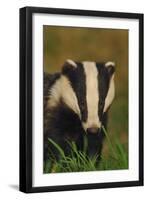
83 135 88 155
102 126 118 160
48 138 66 159
115 140 128 168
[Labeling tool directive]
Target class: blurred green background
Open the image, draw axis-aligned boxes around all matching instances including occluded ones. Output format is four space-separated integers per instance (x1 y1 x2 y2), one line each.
43 25 128 159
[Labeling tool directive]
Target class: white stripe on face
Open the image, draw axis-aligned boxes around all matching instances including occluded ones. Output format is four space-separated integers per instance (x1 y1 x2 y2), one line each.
82 62 101 131
103 74 115 112
48 75 81 117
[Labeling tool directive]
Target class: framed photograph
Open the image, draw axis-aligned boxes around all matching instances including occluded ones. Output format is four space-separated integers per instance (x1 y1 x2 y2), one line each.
19 6 144 193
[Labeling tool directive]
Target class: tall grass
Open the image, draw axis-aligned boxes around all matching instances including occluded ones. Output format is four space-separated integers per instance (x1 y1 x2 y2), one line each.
44 127 128 173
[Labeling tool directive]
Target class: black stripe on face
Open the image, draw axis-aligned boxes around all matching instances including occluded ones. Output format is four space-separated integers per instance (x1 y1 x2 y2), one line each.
96 63 110 121
62 62 87 122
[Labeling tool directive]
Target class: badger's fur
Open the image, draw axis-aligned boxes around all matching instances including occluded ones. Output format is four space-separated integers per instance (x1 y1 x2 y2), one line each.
44 60 115 162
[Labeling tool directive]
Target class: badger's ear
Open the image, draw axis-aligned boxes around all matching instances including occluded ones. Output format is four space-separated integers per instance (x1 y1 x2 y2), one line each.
62 59 77 74
105 61 115 76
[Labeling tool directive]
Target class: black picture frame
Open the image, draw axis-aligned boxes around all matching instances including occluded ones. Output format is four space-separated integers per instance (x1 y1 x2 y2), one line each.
19 6 144 193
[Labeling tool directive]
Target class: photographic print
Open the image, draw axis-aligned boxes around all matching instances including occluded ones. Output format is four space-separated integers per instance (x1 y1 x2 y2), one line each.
19 7 143 193
43 26 128 174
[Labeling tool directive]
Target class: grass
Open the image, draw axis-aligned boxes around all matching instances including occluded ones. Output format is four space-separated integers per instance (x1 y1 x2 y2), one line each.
44 126 128 173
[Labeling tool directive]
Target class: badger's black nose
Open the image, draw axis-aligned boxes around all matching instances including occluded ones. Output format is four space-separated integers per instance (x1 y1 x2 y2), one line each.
87 127 99 134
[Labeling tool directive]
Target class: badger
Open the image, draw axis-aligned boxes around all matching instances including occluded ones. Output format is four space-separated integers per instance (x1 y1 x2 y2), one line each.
44 59 115 163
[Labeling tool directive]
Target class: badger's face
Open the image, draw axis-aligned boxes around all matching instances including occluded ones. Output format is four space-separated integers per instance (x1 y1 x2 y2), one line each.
49 59 115 135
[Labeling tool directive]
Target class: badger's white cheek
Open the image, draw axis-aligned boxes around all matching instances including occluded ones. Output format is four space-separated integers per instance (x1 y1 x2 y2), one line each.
47 75 82 120
60 76 81 118
62 94 81 118
103 76 115 113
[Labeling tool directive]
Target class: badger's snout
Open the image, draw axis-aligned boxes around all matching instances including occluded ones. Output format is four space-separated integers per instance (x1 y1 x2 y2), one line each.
86 126 101 135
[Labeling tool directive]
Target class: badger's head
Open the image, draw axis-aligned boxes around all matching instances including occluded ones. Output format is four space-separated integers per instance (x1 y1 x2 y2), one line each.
48 59 115 135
